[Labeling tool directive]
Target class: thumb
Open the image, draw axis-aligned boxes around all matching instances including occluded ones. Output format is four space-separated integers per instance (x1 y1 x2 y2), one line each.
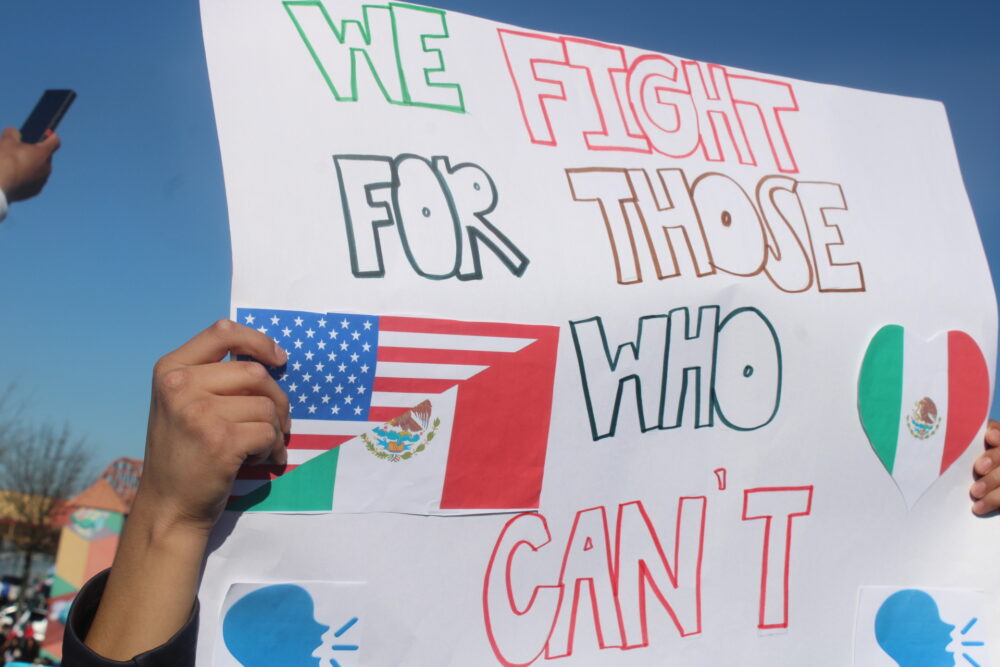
37 131 61 156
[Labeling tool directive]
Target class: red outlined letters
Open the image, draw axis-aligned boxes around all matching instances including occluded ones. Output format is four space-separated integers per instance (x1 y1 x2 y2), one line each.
483 489 812 664
498 30 800 172
484 498 706 663
741 486 814 629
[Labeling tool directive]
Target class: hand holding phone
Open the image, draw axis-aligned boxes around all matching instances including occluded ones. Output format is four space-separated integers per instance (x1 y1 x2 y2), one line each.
0 90 71 211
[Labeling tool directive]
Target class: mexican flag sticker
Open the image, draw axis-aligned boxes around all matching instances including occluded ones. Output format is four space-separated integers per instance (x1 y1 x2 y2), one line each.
858 325 989 507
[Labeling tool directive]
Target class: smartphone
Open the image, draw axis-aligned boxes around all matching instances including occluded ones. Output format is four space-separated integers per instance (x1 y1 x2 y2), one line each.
19 89 76 143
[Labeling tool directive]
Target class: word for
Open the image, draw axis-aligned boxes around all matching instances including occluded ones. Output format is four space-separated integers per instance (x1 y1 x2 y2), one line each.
483 487 814 665
335 154 529 280
284 1 465 112
570 306 781 441
498 30 799 171
566 168 865 292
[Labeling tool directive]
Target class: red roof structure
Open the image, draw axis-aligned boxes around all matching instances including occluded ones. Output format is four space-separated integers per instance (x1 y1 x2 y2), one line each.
67 458 143 514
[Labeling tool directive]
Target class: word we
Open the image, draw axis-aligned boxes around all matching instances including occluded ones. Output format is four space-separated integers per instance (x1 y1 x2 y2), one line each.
571 306 781 440
483 487 814 665
498 30 799 171
567 168 865 292
335 154 529 280
284 1 465 112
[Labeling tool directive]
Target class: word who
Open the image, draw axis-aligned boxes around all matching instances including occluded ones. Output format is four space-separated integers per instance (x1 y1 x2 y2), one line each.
284 1 465 112
335 154 529 280
571 306 782 441
499 30 799 171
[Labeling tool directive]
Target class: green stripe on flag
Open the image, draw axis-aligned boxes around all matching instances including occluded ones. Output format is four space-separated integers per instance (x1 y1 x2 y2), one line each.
859 325 905 473
227 447 340 512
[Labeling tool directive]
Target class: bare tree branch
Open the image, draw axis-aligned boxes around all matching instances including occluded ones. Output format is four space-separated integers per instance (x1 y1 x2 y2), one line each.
0 409 94 613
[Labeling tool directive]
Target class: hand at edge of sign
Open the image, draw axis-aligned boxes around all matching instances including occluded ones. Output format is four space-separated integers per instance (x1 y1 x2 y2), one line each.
971 419 1000 515
84 319 290 661
0 126 60 203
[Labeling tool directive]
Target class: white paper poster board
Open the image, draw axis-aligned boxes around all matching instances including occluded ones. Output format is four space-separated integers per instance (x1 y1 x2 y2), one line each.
198 1 998 664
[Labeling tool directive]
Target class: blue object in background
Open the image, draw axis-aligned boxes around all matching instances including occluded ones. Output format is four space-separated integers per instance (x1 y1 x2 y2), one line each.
223 584 330 666
875 589 954 667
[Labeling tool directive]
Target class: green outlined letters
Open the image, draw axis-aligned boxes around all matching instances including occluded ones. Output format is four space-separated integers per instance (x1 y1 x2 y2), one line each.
570 306 781 441
284 1 465 112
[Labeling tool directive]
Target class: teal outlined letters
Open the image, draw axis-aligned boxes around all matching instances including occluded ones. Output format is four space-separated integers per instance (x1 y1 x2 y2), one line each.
335 153 529 280
570 306 781 441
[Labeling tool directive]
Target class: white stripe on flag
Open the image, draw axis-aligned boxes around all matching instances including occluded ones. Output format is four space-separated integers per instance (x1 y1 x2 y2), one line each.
378 330 535 352
892 333 950 507
374 361 487 380
286 448 328 465
332 386 459 513
292 419 379 435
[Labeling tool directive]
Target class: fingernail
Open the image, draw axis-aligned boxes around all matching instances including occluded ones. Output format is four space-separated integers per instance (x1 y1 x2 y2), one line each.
988 427 1000 446
973 500 986 514
976 455 994 475
274 447 287 466
274 342 287 364
971 481 986 498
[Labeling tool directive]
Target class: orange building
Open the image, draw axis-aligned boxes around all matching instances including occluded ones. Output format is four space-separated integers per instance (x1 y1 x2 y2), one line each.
42 458 142 660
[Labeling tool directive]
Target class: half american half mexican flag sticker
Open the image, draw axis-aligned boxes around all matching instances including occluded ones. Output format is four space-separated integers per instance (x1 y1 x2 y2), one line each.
227 308 559 515
858 325 989 507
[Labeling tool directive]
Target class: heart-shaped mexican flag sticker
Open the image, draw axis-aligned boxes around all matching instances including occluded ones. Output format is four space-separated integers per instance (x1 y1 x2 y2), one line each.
858 325 989 507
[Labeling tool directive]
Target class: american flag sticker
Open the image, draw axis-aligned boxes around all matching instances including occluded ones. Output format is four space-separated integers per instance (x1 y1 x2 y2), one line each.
228 308 560 514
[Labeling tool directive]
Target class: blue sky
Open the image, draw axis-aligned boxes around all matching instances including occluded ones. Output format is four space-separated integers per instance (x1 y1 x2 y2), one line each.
0 0 997 467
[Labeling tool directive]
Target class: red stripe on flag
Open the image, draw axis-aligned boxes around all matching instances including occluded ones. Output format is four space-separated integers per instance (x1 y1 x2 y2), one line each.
439 329 560 510
942 331 989 473
369 405 414 422
377 346 509 365
285 433 355 450
380 316 556 339
372 377 458 394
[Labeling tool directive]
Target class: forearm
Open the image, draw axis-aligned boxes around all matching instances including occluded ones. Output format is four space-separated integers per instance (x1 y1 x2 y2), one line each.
78 320 289 660
83 491 209 660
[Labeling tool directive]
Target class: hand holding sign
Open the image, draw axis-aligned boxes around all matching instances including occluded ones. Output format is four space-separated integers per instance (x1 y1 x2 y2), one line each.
970 419 1000 514
137 318 291 532
84 320 290 661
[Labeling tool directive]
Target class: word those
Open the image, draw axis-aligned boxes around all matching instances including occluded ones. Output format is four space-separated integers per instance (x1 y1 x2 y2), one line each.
335 154 529 280
566 168 865 292
570 306 781 440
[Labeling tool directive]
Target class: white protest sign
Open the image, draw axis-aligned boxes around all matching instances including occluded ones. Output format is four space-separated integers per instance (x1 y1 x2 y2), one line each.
198 0 998 663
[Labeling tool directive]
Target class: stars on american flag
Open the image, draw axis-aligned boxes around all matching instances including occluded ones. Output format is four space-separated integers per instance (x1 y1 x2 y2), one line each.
237 308 379 421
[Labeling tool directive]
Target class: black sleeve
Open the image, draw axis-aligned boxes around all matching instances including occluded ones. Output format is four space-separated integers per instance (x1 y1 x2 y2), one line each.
62 569 199 667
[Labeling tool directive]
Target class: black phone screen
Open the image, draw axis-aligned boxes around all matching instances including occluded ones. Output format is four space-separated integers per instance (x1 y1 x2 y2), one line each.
20 89 76 144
